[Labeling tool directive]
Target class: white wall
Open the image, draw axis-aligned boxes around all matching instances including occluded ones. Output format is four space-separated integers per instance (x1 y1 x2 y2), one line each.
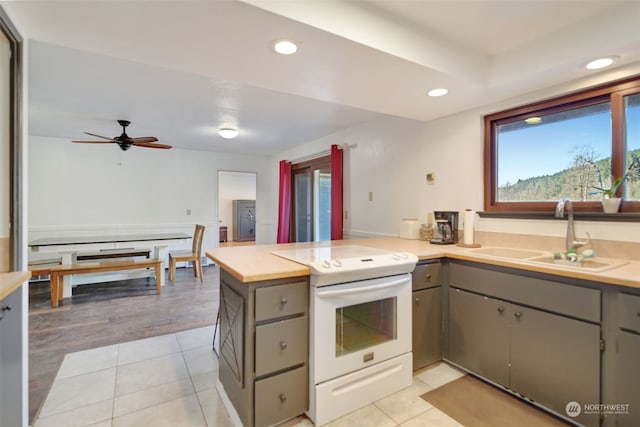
218 170 256 240
28 136 272 248
268 64 640 244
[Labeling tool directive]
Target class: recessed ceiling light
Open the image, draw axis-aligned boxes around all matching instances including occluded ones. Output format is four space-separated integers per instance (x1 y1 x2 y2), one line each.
427 88 448 97
586 56 617 70
525 117 542 125
273 39 298 55
218 128 239 139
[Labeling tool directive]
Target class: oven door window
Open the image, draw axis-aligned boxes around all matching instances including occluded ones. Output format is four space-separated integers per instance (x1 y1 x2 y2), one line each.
335 297 397 357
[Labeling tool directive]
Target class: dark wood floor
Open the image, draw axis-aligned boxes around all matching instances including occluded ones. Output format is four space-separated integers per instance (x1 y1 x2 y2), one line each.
28 265 219 424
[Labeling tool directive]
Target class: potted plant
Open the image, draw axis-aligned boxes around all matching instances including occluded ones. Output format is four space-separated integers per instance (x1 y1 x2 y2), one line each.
591 156 639 213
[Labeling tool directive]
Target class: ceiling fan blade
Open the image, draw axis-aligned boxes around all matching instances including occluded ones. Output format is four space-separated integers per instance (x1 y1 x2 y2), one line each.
129 137 159 143
132 141 173 149
84 132 114 140
72 140 116 144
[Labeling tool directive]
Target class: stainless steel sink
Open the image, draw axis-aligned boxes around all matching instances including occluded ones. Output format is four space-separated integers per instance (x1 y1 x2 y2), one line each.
465 247 547 259
527 255 628 272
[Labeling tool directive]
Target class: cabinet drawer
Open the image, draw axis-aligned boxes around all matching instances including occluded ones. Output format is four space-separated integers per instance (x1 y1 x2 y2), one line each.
255 316 307 376
255 366 308 427
255 282 308 321
412 262 441 290
618 293 640 333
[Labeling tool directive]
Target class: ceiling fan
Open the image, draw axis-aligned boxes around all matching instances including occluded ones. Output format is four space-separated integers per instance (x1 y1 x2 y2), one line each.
72 120 172 151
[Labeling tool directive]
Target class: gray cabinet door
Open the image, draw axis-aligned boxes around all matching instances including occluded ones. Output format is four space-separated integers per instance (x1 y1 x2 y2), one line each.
1 287 24 427
448 288 510 386
412 287 442 370
615 331 640 427
510 305 600 427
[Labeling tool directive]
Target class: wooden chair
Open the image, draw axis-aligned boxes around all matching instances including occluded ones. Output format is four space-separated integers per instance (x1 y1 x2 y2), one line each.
168 224 205 282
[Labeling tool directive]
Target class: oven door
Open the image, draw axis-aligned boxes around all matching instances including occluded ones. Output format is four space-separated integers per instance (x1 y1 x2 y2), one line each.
311 273 412 384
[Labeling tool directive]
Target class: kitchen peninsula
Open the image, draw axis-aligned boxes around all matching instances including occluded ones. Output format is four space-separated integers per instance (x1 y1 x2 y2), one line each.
206 237 640 427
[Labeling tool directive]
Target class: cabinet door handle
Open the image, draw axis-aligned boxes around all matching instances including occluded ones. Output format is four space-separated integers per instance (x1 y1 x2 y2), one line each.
279 393 287 403
1 305 12 312
637 311 640 318
426 274 432 279
415 297 420 304
280 297 288 305
497 306 505 314
514 311 522 319
280 341 288 350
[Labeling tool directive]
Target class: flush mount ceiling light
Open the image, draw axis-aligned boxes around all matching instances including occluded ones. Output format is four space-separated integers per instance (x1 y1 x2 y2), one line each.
273 39 298 55
525 117 542 125
586 56 617 70
218 128 239 139
427 88 448 97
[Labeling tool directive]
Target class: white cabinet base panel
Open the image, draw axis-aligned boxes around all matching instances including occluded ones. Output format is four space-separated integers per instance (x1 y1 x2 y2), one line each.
308 352 412 426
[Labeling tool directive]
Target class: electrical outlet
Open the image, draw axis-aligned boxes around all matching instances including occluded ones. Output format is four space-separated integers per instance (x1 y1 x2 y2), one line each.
344 210 349 220
368 192 373 201
186 209 191 215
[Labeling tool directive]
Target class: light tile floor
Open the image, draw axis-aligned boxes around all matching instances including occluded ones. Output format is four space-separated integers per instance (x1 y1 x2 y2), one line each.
34 326 466 427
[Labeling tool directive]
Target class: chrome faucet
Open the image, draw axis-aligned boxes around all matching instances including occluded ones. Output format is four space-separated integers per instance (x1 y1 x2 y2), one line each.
555 198 590 252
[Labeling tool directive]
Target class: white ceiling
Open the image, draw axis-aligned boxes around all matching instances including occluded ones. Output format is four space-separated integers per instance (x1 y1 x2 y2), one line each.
3 0 640 155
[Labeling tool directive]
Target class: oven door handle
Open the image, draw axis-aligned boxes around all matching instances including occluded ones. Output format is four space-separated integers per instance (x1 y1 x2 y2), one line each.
316 277 407 297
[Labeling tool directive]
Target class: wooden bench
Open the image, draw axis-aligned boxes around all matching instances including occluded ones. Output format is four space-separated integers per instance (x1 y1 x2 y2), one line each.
48 258 163 308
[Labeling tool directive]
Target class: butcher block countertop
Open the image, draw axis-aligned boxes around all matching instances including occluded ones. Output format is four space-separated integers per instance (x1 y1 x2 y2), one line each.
205 237 640 290
0 271 31 300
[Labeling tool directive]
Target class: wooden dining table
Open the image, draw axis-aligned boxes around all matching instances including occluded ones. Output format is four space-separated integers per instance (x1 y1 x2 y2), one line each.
29 232 191 297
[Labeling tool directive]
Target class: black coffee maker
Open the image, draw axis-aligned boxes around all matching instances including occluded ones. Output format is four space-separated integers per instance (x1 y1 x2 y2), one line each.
430 211 459 245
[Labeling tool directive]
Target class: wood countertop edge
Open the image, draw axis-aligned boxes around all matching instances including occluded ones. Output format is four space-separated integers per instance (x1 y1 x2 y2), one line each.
444 252 640 289
205 241 640 290
0 271 31 300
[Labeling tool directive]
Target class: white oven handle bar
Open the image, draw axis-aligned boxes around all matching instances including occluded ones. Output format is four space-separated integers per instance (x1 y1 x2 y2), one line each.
316 277 408 298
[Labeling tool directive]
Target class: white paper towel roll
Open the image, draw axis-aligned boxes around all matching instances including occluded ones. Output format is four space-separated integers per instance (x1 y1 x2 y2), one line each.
463 209 475 245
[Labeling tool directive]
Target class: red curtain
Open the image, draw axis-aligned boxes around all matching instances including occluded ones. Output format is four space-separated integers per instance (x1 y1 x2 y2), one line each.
276 160 292 243
331 144 343 240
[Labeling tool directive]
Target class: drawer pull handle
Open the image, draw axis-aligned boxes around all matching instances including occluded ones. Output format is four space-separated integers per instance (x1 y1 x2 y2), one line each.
280 341 288 350
280 297 288 305
415 297 420 303
279 393 287 403
497 306 505 314
426 274 432 279
514 311 522 319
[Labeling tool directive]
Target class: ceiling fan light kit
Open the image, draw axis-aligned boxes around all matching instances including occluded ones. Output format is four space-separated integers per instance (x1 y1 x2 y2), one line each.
72 120 172 151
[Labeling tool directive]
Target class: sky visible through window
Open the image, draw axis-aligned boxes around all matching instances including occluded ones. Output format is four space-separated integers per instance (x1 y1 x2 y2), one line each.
498 113 609 187
497 104 640 187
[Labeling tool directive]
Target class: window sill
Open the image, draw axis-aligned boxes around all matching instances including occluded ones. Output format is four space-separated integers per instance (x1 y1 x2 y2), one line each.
478 211 640 222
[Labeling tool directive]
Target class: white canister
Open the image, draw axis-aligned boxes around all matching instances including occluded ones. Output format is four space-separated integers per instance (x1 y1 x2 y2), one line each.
400 218 420 239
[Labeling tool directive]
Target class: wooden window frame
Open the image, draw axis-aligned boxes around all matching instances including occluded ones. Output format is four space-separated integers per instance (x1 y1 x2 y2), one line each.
484 75 640 213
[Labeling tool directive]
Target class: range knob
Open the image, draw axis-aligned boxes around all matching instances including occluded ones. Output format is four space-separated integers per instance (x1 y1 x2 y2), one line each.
321 260 331 269
332 259 343 267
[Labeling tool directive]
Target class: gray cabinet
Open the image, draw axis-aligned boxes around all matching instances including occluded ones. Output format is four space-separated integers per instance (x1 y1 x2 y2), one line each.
615 293 640 427
232 200 255 242
1 286 24 427
447 262 601 427
448 288 510 386
218 268 309 427
412 261 442 370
